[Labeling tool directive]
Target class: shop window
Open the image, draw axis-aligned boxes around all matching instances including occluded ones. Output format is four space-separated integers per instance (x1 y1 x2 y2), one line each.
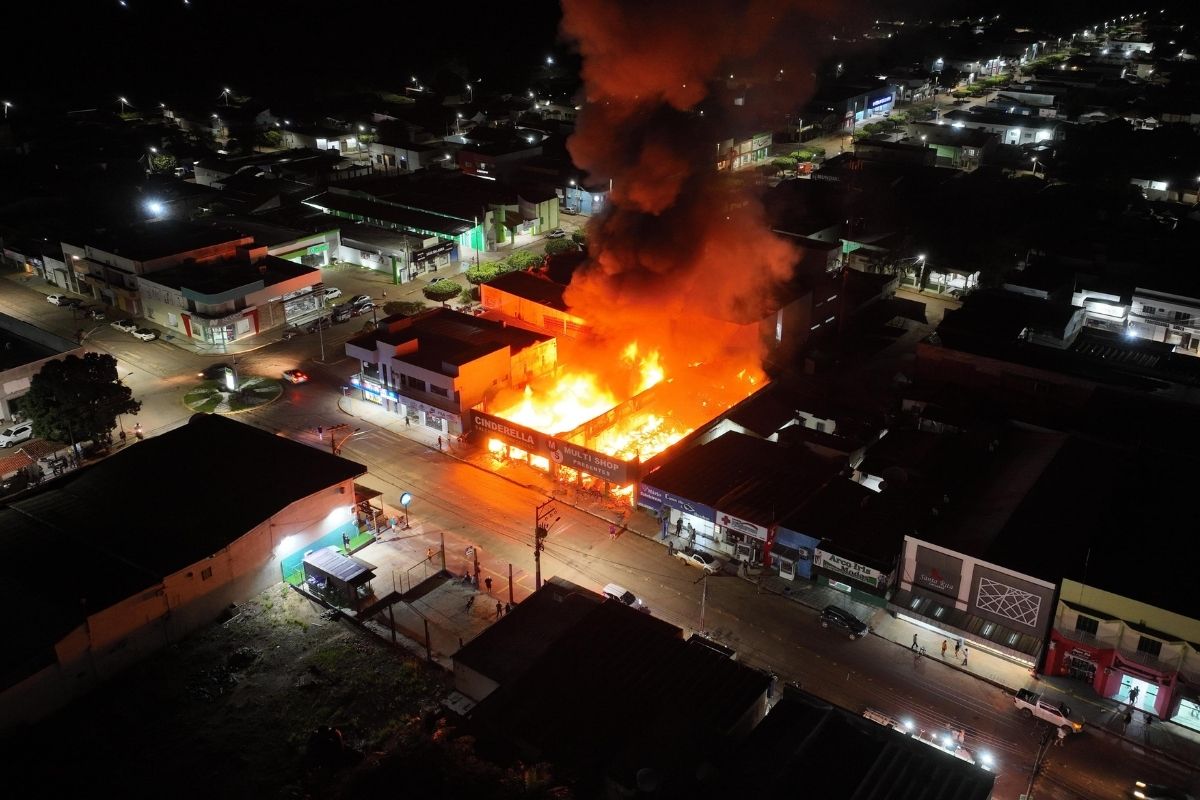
1074 615 1099 636
1137 636 1163 659
982 622 995 636
932 606 945 618
1007 633 1020 646
1142 305 1156 314
430 385 448 397
909 597 922 610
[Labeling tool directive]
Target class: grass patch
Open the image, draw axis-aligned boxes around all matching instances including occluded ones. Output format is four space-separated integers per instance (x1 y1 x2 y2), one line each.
183 376 282 414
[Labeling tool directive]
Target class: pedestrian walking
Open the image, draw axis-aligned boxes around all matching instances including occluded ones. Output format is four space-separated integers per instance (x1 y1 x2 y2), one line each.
437 435 443 450
1129 685 1140 706
465 595 475 612
675 517 683 536
1055 726 1066 746
495 601 503 619
484 577 493 592
941 640 948 659
609 523 617 540
954 639 962 658
317 425 324 440
405 416 410 426
505 601 514 615
961 646 969 666
911 634 919 652
426 547 435 560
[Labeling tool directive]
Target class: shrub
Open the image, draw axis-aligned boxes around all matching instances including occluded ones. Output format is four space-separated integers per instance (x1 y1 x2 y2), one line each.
772 156 798 171
544 239 576 255
422 279 462 304
571 231 587 245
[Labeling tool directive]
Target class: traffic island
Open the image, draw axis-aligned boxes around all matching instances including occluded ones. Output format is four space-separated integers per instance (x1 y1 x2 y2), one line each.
183 376 283 414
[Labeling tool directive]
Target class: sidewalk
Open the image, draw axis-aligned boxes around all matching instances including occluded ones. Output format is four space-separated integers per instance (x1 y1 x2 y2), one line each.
749 569 1200 769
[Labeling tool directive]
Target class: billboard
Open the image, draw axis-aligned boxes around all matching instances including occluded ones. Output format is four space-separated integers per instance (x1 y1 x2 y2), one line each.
470 409 634 484
969 564 1054 633
814 549 882 588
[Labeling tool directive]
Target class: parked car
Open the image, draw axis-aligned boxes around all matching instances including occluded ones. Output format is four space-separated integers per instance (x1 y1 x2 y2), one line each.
819 605 869 639
331 305 355 323
673 549 721 574
546 228 567 239
1133 781 1195 800
350 301 375 317
348 294 373 307
602 583 649 612
46 294 70 306
198 363 232 380
282 369 309 384
110 319 138 333
306 316 333 333
82 306 106 320
0 422 34 448
281 327 300 341
323 286 343 300
63 297 85 308
131 328 159 341
561 206 579 215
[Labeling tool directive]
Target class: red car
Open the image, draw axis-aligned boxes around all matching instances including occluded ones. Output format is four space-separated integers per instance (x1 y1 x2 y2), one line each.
282 369 309 384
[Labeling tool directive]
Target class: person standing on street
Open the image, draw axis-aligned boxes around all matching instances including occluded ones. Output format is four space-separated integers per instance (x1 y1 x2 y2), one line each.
911 634 919 652
1129 685 1140 706
484 576 493 592
954 639 962 658
941 640 948 659
495 601 503 619
961 646 969 667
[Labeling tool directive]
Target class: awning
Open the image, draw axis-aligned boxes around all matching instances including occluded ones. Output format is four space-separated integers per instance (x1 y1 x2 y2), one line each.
354 484 384 505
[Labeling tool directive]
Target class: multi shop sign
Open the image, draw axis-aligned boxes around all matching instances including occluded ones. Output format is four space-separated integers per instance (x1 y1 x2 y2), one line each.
470 409 632 484
814 549 881 588
350 375 399 402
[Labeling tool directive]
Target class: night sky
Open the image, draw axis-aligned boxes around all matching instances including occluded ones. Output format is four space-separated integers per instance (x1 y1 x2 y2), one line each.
6 0 1178 113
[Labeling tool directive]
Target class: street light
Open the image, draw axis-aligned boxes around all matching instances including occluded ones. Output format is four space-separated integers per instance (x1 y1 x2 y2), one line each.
220 87 232 106
465 83 474 102
118 96 130 114
146 200 165 217
2 101 11 119
546 55 555 65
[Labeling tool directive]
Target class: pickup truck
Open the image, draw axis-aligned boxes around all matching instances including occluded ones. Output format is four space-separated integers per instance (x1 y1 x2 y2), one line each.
1014 689 1083 733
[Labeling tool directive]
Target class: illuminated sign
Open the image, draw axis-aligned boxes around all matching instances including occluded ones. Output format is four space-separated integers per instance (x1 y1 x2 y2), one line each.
470 409 637 484
870 94 893 108
718 511 767 541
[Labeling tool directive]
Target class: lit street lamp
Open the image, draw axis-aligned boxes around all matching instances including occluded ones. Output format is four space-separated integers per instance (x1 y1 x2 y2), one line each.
399 491 413 529
118 96 130 114
220 87 232 106
465 83 474 102
2 101 11 119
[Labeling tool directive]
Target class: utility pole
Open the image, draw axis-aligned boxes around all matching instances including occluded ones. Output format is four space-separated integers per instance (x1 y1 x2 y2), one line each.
534 499 559 590
699 572 709 632
328 423 359 455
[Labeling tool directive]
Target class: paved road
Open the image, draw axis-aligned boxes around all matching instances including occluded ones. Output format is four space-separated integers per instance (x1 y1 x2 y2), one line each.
2 274 1195 799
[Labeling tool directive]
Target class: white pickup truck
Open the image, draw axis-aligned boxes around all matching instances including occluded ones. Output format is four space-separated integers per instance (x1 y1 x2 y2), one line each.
1014 689 1083 733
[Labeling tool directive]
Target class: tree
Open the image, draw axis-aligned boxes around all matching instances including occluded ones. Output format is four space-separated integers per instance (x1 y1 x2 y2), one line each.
506 250 542 271
570 231 587 245
422 279 463 305
256 129 284 149
544 239 576 256
150 153 178 173
383 300 425 317
465 263 499 285
772 156 797 173
24 353 140 448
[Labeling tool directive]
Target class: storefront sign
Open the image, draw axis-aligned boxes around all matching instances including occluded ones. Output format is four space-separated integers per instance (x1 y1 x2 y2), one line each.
913 545 962 598
815 549 881 588
642 485 717 522
414 241 455 265
718 510 767 541
870 94 893 108
307 243 329 255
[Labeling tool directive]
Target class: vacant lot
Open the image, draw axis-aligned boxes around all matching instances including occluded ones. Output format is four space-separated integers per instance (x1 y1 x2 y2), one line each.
7 584 448 798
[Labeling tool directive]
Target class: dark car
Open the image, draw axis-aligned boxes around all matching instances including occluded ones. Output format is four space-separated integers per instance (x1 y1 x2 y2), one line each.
198 363 232 380
1134 782 1195 800
819 605 868 639
331 305 355 323
306 316 333 333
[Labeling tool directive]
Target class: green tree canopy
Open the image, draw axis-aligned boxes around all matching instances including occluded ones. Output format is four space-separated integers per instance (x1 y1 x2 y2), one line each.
465 263 499 285
382 300 425 317
544 239 576 256
256 129 284 149
422 279 463 304
506 250 542 270
150 153 178 173
24 353 141 447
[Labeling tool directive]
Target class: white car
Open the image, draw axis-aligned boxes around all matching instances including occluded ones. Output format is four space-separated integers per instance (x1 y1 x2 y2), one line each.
110 319 138 333
603 583 649 612
673 549 721 574
46 294 70 305
0 422 34 448
324 286 343 300
131 328 159 341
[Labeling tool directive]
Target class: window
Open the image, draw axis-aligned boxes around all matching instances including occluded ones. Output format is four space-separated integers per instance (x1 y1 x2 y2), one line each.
982 622 996 636
1137 636 1162 659
1174 310 1193 322
1074 615 1099 636
1142 305 1157 314
200 566 213 581
1007 633 1020 646
429 385 448 397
